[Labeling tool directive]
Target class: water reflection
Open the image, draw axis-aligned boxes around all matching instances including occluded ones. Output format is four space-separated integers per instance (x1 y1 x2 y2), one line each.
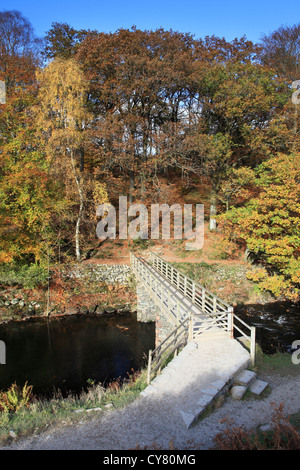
0 313 155 398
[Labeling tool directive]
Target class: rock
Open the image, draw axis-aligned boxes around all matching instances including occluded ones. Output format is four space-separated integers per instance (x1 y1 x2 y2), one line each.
95 308 105 315
104 307 116 314
9 430 17 439
11 299 19 305
115 304 126 313
259 423 273 432
231 385 247 400
18 300 25 308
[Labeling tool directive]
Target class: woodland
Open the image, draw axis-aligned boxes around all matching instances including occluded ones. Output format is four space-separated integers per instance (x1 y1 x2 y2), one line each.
0 10 300 301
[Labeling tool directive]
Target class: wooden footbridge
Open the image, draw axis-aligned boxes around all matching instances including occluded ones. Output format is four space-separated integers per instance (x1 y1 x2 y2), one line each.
130 251 256 385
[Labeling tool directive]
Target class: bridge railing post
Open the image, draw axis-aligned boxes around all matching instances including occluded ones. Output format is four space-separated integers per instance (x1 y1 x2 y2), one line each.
227 307 234 338
250 326 256 365
188 313 194 341
147 349 152 384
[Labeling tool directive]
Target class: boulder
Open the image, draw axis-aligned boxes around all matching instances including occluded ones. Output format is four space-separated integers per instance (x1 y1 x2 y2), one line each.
104 307 116 314
231 385 247 400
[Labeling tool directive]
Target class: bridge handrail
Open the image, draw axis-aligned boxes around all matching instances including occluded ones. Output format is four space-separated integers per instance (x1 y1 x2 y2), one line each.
130 251 256 366
232 314 256 364
131 252 190 326
147 318 189 384
149 251 232 314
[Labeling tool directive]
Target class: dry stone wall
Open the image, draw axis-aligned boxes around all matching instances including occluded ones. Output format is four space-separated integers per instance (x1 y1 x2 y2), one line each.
136 283 174 347
65 264 132 285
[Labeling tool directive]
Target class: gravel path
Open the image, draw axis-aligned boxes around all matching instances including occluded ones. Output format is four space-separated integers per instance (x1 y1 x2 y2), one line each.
1 371 300 451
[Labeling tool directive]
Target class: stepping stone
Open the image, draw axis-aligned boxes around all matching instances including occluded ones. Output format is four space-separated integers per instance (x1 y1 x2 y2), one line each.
211 379 227 392
194 406 206 420
180 411 196 429
249 379 269 395
200 384 220 396
197 393 214 407
234 369 257 387
231 385 247 400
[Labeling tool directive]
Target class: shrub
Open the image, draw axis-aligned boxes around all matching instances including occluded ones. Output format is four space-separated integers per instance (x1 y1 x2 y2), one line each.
0 382 34 413
0 263 48 289
213 403 300 450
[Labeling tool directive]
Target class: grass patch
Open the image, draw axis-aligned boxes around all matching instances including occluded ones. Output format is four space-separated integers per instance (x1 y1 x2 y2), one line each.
254 349 300 377
0 369 148 445
169 261 271 304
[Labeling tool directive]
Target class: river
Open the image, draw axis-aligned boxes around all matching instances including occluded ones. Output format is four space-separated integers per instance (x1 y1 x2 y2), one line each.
235 300 300 355
0 312 155 398
0 301 299 398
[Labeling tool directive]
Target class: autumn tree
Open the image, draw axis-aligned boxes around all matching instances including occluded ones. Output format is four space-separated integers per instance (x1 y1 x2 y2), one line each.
36 57 107 261
0 10 54 264
218 153 300 300
0 10 42 93
0 115 62 264
260 23 300 82
44 22 97 60
77 27 197 202
188 37 290 228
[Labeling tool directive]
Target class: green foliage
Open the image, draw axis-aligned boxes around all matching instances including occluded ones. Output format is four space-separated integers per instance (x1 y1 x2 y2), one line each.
219 153 300 300
0 370 147 443
0 382 34 413
213 403 300 450
0 263 48 288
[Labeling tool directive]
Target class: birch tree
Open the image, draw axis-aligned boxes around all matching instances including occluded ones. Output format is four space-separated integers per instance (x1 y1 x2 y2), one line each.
36 58 97 260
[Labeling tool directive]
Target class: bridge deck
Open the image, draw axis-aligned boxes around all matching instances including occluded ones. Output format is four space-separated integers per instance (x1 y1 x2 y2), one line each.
132 252 254 428
136 255 232 337
141 331 251 428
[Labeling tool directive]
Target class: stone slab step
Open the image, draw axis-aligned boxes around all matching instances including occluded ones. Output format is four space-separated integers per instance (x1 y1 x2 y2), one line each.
249 379 269 395
234 369 257 387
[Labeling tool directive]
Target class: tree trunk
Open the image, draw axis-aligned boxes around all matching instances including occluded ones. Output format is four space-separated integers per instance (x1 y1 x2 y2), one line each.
129 169 135 204
209 193 217 231
70 150 84 261
75 198 83 261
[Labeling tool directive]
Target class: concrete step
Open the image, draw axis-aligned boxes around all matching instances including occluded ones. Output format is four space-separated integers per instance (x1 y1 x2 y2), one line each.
230 370 269 400
234 369 257 387
140 334 251 429
249 379 269 395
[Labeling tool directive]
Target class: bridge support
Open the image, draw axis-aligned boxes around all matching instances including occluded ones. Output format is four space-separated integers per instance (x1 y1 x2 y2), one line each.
136 283 174 347
136 283 158 323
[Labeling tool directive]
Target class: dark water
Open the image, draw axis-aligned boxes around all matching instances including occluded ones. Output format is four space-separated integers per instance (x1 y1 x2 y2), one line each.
235 301 300 355
0 313 155 398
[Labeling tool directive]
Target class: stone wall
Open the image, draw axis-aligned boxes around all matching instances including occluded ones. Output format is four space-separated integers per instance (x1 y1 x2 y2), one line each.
136 283 174 347
64 264 132 285
136 284 158 323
